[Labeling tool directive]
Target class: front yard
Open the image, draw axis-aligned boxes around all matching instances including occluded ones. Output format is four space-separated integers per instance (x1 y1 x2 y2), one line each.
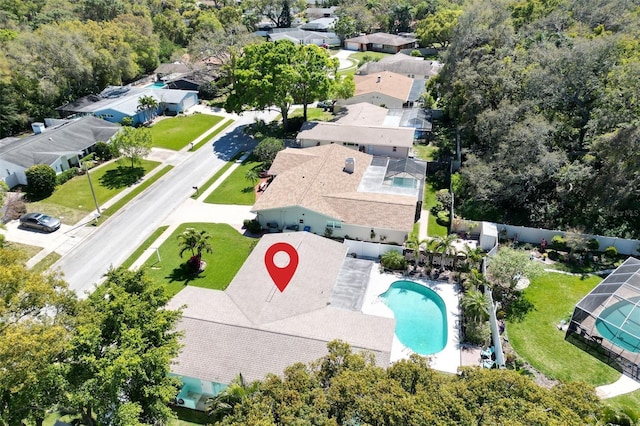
142 223 256 298
29 159 160 225
203 154 263 205
150 114 223 150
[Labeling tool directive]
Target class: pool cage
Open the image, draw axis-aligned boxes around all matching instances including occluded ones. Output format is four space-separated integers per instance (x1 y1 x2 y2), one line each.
567 257 640 380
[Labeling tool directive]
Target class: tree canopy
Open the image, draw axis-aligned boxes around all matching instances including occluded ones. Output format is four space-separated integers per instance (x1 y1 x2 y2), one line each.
111 126 153 168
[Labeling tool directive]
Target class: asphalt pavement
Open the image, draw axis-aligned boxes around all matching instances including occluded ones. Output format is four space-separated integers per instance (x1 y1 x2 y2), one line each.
1 107 278 296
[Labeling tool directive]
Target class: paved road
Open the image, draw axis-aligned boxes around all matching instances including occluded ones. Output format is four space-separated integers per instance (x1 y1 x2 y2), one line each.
52 110 277 296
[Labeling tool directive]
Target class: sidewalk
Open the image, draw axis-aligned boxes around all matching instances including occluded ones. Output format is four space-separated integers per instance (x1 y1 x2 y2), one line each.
21 111 238 269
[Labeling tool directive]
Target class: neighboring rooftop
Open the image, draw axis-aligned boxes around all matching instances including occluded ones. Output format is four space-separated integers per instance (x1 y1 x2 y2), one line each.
333 103 389 126
297 121 415 148
253 144 419 232
358 55 443 79
354 71 414 101
0 116 120 168
346 32 417 47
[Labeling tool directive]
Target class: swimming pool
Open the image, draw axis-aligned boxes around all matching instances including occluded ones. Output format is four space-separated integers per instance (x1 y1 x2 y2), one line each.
595 299 640 352
146 81 166 88
380 280 447 355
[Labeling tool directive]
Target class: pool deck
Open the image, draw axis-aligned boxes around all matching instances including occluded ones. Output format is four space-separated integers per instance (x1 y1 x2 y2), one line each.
361 264 463 374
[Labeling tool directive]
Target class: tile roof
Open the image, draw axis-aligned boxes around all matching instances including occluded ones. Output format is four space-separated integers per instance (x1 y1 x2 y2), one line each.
167 233 395 384
253 145 418 231
297 121 414 148
354 71 414 101
0 117 120 168
345 32 417 46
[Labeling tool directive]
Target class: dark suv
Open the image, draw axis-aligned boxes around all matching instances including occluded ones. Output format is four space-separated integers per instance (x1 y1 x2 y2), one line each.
19 212 61 232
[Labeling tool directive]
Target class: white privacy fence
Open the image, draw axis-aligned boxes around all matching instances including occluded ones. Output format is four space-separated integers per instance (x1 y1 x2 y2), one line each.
343 239 402 259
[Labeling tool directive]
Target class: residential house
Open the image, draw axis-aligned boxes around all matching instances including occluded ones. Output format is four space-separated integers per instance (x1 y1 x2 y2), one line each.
297 121 414 158
167 231 396 410
154 62 191 83
300 17 337 32
339 71 423 109
357 54 443 80
332 102 389 126
0 117 120 187
267 28 340 47
305 6 337 20
252 144 425 243
345 32 417 53
57 86 199 126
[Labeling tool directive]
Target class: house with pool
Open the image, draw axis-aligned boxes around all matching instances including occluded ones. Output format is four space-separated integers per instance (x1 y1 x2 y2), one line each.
167 231 461 410
252 144 425 243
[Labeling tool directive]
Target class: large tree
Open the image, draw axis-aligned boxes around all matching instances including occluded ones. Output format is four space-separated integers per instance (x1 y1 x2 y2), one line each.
111 126 153 168
66 267 182 426
243 0 306 28
0 247 77 426
226 40 337 130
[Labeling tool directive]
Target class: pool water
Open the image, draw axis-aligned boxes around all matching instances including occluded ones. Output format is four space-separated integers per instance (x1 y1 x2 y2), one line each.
392 176 417 188
595 300 640 352
380 280 447 355
146 81 166 88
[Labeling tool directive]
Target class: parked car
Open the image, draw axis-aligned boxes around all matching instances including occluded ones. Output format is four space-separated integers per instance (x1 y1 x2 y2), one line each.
19 212 61 232
317 99 334 110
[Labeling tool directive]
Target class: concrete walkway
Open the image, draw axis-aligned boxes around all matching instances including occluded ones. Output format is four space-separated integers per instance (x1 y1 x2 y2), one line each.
596 374 640 398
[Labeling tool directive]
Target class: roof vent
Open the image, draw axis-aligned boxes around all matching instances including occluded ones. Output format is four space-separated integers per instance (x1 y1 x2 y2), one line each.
344 157 355 174
376 75 381 83
32 122 45 134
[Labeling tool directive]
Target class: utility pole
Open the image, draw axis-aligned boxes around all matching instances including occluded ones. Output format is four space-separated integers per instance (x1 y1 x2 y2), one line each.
85 161 101 219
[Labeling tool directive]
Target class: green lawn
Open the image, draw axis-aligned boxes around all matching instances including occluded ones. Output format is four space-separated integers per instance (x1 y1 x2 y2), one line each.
120 225 170 269
142 223 256 298
605 390 640 418
4 241 42 260
192 151 244 199
151 114 223 150
423 182 448 237
29 160 160 225
414 143 438 161
288 107 335 121
31 252 61 273
203 154 263 205
508 272 621 385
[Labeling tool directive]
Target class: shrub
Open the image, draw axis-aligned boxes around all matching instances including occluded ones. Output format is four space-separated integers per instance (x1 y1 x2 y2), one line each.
56 167 78 185
94 141 117 161
550 235 567 251
254 137 284 167
243 219 262 234
25 164 56 200
547 250 559 261
587 238 600 251
381 250 407 270
464 320 490 345
604 246 618 259
410 49 422 57
121 116 134 127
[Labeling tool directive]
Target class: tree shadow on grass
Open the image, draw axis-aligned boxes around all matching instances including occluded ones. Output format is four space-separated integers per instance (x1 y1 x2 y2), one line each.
166 263 204 285
99 166 145 189
241 186 254 193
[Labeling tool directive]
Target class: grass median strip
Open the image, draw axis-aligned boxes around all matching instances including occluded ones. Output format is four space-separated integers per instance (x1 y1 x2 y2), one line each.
97 165 173 225
120 225 170 269
191 118 234 151
31 252 62 274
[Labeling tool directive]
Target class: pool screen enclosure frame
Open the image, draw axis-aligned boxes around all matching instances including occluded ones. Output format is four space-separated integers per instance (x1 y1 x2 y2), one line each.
567 257 640 380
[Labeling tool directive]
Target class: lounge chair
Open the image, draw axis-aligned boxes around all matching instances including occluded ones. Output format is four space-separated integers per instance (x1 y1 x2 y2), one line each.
480 346 495 359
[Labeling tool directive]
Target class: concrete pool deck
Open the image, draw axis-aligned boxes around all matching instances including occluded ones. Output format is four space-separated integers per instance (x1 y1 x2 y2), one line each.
361 264 463 374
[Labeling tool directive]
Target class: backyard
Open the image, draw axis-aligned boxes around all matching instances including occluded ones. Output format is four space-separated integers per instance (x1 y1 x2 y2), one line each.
506 271 640 414
29 159 160 225
150 114 224 150
413 142 448 238
141 223 256 298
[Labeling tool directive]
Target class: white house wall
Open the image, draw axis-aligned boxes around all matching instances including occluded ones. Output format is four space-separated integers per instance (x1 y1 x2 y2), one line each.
0 158 25 186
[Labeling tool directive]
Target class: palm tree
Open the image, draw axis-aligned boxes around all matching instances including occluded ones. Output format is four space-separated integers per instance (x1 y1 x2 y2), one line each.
462 289 490 324
461 244 484 271
178 228 213 271
245 168 260 187
463 268 488 292
432 234 459 269
137 95 158 123
205 373 259 422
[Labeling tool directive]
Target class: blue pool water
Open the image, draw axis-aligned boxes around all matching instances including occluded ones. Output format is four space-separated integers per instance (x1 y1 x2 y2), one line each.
380 280 447 355
392 177 417 188
146 81 166 88
595 299 640 352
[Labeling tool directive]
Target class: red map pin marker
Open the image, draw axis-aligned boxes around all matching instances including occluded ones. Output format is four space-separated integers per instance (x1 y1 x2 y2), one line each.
265 242 299 292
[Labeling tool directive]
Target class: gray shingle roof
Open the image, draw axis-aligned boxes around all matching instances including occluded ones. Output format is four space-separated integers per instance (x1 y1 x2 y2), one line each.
297 121 414 148
358 57 443 79
0 117 120 168
346 32 417 46
167 233 395 384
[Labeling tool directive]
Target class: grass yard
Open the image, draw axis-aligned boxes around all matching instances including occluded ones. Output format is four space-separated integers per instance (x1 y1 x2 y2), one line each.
507 272 621 385
142 223 256 298
288 107 335 122
203 154 263 205
191 152 244 199
4 241 42 260
151 114 223 150
31 252 61 273
605 390 640 419
29 160 160 225
423 182 448 237
414 143 438 161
